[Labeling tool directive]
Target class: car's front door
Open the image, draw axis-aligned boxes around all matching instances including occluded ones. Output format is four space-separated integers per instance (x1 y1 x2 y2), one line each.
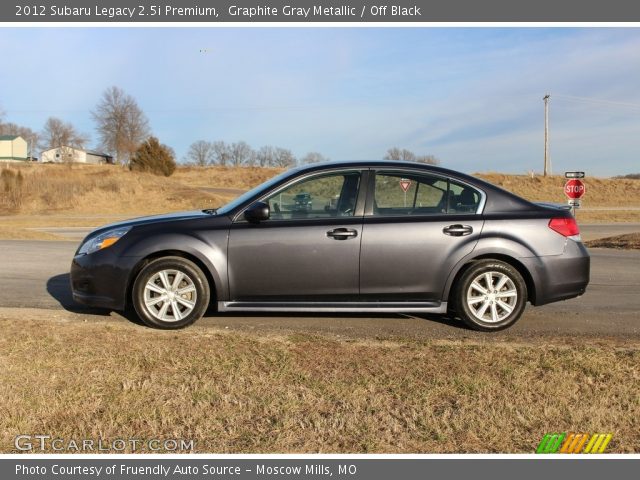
359 170 485 302
227 169 365 303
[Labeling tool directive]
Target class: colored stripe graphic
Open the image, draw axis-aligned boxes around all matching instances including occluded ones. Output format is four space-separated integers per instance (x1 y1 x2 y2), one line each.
560 433 589 453
537 433 613 453
584 433 613 454
536 433 566 453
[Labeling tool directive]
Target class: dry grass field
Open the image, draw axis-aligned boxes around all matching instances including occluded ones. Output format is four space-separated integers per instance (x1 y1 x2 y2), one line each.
0 164 228 215
0 164 234 239
478 173 640 223
1 163 639 238
586 232 640 249
477 172 640 207
174 165 285 190
0 313 638 453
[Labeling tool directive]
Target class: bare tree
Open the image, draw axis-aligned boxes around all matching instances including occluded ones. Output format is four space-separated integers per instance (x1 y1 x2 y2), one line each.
301 152 328 164
229 141 253 166
415 154 440 165
92 86 150 167
41 117 89 162
384 148 439 164
245 149 258 166
384 147 416 161
186 140 215 166
383 147 401 161
273 147 297 167
255 146 276 167
211 141 230 166
42 117 88 149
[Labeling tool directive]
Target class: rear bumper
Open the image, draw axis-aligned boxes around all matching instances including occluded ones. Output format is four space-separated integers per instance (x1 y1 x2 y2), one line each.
70 251 141 311
522 239 590 306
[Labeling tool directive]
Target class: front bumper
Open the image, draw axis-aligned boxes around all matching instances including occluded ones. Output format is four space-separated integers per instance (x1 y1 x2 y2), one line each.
70 251 141 311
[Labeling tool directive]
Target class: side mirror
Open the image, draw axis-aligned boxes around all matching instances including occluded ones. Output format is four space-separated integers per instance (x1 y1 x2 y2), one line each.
244 202 270 223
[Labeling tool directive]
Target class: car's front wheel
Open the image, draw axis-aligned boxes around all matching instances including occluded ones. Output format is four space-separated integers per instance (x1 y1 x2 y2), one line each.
132 256 210 329
453 260 527 331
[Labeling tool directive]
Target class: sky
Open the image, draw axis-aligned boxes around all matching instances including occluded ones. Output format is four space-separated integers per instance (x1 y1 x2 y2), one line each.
1 27 639 176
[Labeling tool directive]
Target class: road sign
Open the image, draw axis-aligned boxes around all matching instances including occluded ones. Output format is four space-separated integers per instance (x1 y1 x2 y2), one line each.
564 179 585 199
565 171 585 179
399 179 412 193
568 199 582 208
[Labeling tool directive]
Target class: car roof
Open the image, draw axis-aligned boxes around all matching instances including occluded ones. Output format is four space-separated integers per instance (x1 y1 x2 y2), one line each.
297 159 452 170
292 160 480 184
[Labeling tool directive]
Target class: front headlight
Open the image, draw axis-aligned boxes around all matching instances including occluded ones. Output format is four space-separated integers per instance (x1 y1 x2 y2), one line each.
77 227 131 256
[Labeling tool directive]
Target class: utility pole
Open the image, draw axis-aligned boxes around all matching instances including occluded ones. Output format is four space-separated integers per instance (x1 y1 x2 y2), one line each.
543 94 550 176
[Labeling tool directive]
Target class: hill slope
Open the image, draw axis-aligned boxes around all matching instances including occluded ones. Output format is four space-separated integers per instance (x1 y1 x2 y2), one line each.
1 164 638 224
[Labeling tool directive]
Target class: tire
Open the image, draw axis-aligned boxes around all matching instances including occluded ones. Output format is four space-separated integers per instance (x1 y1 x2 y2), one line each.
453 260 527 331
132 256 210 329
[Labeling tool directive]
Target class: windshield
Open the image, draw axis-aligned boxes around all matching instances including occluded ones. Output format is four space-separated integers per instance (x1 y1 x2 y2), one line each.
215 169 298 216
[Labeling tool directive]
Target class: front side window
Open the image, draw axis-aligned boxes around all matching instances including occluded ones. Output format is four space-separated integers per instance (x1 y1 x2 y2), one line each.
264 171 361 220
373 171 481 215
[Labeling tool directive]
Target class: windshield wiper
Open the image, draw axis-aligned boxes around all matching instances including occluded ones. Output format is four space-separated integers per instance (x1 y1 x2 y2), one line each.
202 208 217 215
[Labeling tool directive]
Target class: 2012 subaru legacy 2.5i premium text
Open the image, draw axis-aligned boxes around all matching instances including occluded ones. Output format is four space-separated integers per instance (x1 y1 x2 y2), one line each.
70 161 589 331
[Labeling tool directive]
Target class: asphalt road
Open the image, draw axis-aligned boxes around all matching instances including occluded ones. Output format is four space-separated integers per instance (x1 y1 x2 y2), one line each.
1 236 638 339
580 223 640 241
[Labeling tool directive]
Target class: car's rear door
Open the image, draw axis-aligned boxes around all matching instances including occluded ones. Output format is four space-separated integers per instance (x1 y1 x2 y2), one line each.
227 169 366 302
359 169 485 302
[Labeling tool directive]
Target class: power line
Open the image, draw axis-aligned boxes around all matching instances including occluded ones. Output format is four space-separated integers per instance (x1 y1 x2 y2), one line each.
553 94 640 110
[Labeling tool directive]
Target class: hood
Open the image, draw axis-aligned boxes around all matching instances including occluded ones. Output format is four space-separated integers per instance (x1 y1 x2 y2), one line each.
88 210 215 236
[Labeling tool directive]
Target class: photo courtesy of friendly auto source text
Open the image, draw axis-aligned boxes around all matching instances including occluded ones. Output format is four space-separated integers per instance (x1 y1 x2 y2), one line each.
1 1 639 479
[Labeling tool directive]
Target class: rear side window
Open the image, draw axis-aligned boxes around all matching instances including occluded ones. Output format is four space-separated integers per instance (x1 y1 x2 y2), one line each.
373 171 481 216
448 179 482 213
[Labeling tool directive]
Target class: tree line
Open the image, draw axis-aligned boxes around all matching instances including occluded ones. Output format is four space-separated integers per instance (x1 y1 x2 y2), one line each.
185 140 330 167
1 86 152 168
0 87 151 165
1 87 439 177
185 141 439 167
0 86 174 174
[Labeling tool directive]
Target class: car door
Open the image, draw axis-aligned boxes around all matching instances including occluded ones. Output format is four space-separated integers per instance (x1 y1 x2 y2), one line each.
359 169 485 302
227 169 366 303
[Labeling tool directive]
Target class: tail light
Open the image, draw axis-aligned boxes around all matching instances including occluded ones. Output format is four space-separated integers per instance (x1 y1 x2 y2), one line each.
549 217 581 241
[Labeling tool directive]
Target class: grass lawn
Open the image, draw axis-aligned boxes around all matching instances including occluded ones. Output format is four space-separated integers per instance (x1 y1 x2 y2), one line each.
1 315 638 453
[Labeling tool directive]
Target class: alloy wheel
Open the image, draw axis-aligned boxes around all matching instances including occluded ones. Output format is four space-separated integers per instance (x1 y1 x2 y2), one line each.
143 269 198 322
466 271 518 323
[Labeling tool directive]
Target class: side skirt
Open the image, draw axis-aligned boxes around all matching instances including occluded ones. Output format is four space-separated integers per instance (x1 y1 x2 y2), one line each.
217 301 448 314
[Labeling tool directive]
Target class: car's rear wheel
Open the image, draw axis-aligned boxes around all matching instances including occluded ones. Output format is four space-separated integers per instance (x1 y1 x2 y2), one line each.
132 256 210 329
453 260 527 331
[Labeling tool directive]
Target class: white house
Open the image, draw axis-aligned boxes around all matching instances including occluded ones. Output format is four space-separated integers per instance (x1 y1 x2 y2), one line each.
0 135 28 162
40 146 114 164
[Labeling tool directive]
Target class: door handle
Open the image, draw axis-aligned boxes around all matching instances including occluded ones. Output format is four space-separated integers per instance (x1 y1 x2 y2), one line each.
443 224 473 237
326 228 358 240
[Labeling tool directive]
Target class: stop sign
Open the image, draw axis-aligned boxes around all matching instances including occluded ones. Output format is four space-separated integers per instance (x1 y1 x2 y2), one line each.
564 179 585 199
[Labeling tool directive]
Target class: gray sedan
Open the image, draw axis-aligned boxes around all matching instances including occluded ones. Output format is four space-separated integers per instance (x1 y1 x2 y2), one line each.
70 161 589 331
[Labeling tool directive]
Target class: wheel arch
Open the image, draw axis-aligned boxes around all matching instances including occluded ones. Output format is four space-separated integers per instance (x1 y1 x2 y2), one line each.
445 253 537 306
125 250 219 312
